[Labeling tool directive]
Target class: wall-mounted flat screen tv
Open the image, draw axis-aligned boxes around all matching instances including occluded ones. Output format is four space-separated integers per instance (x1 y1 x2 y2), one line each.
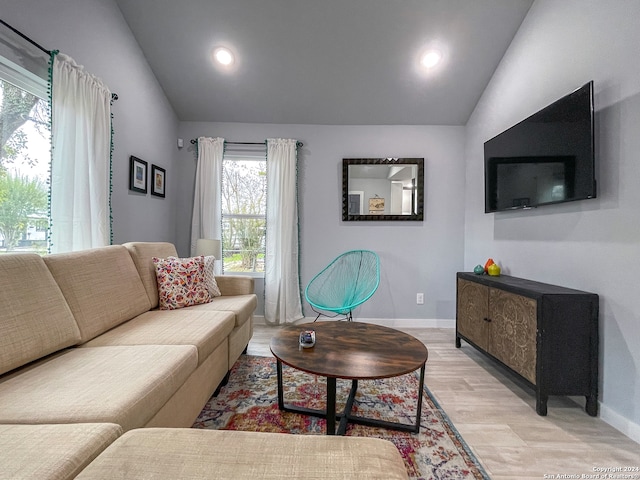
484 81 596 213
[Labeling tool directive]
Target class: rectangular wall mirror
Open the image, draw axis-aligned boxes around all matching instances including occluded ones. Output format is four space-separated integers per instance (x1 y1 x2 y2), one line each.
342 158 424 221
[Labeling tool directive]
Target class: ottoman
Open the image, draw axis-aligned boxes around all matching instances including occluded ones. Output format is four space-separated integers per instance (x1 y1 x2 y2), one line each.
0 423 122 480
76 428 408 479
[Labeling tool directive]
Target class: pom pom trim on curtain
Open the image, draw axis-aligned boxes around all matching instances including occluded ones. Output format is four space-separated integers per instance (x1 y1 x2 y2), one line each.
49 52 113 253
264 138 304 325
190 137 224 257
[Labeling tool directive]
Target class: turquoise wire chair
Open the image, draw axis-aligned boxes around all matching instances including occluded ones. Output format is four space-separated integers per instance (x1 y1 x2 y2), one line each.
304 250 380 321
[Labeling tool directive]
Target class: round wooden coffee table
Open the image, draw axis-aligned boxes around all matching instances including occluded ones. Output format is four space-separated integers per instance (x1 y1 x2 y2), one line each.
270 321 428 435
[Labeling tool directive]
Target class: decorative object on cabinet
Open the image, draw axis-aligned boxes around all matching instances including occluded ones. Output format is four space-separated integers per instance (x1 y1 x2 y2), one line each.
473 265 485 275
483 258 494 273
129 156 147 194
487 263 501 276
151 164 166 198
456 272 598 417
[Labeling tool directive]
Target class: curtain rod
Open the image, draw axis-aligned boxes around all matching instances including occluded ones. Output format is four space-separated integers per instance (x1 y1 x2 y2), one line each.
190 139 303 147
0 19 118 102
0 19 50 55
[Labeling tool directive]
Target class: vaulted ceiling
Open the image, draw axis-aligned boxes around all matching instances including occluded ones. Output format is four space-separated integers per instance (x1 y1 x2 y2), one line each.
115 0 534 125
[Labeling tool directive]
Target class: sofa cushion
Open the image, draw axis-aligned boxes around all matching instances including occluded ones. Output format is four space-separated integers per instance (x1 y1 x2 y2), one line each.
0 423 122 480
75 429 409 480
153 255 211 310
0 254 81 376
81 309 235 366
123 242 178 308
44 246 152 343
0 345 197 432
188 294 257 329
215 274 255 296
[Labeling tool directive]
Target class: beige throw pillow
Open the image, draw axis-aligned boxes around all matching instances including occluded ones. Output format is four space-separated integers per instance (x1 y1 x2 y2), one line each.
203 255 222 297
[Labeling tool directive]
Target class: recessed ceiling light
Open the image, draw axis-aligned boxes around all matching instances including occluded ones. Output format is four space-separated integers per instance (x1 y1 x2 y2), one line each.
213 47 234 66
420 50 442 69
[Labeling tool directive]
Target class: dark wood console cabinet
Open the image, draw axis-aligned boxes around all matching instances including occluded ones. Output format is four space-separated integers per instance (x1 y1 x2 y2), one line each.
455 272 598 416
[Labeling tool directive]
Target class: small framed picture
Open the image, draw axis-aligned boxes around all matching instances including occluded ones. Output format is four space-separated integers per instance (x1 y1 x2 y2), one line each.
368 197 385 214
151 164 166 198
129 156 147 194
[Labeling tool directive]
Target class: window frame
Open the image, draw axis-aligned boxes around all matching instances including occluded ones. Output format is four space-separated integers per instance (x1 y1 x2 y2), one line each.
0 54 51 255
220 148 267 277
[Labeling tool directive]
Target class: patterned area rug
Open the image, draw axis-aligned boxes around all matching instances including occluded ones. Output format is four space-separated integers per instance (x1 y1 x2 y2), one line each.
193 355 489 480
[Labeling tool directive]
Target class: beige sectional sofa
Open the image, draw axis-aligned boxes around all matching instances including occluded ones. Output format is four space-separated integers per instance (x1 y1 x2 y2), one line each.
75 428 409 480
0 241 408 479
0 242 256 477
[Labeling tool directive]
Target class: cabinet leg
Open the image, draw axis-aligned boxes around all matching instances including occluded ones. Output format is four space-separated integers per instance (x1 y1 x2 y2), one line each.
536 391 548 416
585 394 598 417
455 335 461 348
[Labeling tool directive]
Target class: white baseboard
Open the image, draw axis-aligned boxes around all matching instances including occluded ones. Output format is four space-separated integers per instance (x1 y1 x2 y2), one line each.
599 402 640 444
350 318 455 329
252 316 454 329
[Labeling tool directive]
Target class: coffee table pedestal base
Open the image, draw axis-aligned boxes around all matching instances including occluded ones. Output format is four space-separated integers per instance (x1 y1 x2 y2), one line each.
276 360 425 435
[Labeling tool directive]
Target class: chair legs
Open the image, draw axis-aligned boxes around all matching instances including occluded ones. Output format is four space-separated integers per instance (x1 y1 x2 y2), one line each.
311 309 353 322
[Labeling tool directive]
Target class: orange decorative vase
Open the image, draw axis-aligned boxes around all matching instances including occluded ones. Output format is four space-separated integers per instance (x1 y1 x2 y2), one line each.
484 258 495 273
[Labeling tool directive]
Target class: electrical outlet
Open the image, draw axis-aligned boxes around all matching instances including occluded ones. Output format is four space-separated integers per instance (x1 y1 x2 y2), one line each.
416 293 424 305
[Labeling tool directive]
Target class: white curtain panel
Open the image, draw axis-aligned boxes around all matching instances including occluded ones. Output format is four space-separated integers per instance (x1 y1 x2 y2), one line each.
264 138 303 324
50 53 112 253
190 137 224 257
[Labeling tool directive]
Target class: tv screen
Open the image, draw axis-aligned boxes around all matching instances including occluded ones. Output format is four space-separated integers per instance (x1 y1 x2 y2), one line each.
484 81 596 213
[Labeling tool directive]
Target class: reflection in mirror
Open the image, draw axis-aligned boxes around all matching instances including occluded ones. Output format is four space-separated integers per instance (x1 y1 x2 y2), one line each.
342 158 424 221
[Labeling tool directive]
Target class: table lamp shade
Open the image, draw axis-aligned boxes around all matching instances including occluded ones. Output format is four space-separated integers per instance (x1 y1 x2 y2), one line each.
195 238 222 260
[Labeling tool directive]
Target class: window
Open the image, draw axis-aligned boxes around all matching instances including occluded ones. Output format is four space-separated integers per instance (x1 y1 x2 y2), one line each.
221 145 266 274
0 60 50 254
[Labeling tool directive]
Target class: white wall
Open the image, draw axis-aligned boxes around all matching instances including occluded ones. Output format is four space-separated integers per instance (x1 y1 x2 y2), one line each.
464 0 640 440
2 0 180 245
176 123 466 322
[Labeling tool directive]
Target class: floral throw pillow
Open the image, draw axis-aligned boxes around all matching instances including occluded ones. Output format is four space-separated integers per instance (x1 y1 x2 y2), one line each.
203 255 222 297
153 255 211 310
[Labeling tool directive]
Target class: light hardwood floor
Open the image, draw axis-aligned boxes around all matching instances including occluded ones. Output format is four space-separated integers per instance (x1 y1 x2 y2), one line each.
247 324 640 480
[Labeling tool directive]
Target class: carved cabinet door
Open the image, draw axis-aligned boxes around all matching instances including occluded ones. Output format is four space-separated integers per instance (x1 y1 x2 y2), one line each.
487 289 537 384
456 279 490 350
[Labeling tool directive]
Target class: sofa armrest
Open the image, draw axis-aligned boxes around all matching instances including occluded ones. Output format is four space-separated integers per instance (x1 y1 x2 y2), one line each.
215 275 255 296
